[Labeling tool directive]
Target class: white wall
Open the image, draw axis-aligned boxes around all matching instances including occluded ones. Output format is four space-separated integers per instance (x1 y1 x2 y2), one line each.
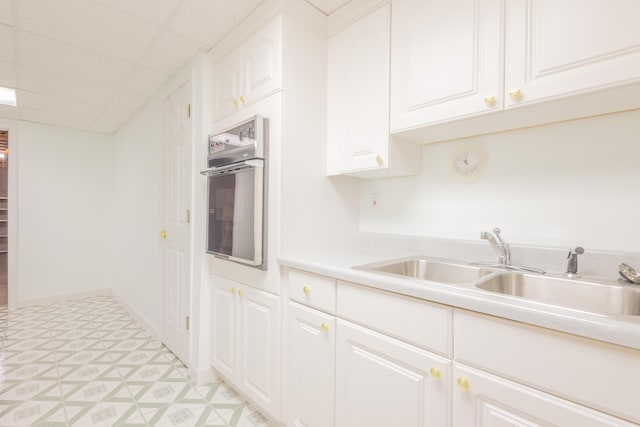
17 121 114 303
280 0 360 256
359 109 640 253
111 101 163 332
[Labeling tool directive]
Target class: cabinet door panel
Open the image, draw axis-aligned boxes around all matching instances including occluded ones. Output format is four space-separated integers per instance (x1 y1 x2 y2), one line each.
212 53 242 121
336 320 450 427
328 3 390 173
238 286 280 414
505 0 640 108
453 363 638 427
287 302 335 427
390 0 503 131
211 281 236 379
242 16 282 106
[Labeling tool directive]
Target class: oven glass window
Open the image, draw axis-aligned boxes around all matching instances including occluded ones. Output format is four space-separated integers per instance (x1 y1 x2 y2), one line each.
207 167 256 261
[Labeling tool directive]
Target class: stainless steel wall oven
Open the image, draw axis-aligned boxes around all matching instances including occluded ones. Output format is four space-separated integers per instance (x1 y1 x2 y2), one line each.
200 116 268 269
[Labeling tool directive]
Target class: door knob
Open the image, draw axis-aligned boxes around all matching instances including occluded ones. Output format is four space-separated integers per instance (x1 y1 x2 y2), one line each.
160 230 167 239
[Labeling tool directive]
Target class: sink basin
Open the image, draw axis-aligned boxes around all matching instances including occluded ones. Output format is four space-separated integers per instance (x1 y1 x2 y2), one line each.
356 257 492 284
476 273 640 316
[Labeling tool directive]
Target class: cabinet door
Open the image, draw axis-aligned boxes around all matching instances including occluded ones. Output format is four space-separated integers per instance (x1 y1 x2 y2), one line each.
237 285 281 418
287 302 335 427
390 0 503 132
211 279 237 379
328 3 390 173
241 15 282 107
335 320 450 427
453 363 638 427
212 51 242 121
505 0 640 108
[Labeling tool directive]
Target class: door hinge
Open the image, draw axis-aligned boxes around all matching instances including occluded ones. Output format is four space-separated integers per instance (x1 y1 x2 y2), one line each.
187 103 191 118
186 316 190 330
186 208 190 224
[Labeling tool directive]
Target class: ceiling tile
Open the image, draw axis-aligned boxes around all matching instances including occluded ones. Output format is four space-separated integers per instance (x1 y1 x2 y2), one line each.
0 24 13 62
119 66 170 98
19 107 95 130
0 0 12 26
0 61 16 87
17 66 113 106
93 0 181 26
169 0 263 45
90 108 133 134
16 90 103 121
18 31 134 88
17 0 160 62
107 89 147 114
141 31 202 73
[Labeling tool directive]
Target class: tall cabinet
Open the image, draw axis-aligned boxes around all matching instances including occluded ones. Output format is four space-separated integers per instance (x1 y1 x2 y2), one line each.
207 0 330 422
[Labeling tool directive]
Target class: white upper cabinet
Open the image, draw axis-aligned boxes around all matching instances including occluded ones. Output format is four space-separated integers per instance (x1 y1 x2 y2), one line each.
328 3 390 173
390 0 640 143
212 15 282 122
327 0 421 178
390 0 504 132
505 0 640 108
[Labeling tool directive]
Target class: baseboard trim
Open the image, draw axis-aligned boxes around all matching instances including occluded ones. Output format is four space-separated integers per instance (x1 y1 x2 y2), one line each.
111 289 161 341
16 288 112 308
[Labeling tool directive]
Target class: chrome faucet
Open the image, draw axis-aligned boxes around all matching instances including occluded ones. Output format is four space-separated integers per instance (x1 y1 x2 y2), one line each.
566 247 584 276
481 228 511 265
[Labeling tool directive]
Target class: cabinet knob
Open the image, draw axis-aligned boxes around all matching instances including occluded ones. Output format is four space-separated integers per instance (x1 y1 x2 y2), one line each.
231 287 236 294
457 377 470 391
376 155 383 165
508 88 522 100
429 367 441 380
238 290 244 297
484 95 496 106
233 98 239 106
160 230 167 239
240 95 246 104
321 323 329 331
303 286 311 295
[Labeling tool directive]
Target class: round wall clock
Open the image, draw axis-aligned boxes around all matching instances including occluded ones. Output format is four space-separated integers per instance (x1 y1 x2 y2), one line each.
450 147 487 183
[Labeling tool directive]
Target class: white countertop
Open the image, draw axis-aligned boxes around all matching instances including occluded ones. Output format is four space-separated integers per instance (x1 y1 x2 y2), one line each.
278 251 640 351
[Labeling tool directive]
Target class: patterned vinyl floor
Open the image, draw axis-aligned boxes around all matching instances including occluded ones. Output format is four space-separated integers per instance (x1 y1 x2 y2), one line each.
0 295 273 427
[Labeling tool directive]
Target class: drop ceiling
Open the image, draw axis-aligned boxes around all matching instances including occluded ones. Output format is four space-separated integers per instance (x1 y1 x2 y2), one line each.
0 0 351 134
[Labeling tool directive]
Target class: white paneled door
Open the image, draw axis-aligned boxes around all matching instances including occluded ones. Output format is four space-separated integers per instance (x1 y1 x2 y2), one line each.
161 81 192 365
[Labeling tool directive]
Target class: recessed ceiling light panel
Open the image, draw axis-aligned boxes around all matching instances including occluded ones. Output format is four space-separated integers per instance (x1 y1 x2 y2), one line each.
0 87 17 107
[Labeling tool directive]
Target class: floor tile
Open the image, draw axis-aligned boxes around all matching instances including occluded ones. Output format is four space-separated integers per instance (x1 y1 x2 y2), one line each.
0 294 275 427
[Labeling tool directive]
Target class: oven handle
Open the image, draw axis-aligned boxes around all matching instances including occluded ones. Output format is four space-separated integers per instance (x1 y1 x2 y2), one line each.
199 158 264 176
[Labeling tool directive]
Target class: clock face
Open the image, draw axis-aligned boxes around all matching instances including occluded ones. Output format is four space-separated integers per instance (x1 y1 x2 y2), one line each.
454 152 479 175
450 148 487 183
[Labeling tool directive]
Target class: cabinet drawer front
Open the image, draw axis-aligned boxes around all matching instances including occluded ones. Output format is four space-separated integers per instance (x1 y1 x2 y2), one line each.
288 269 336 314
453 363 637 427
337 281 452 356
455 311 640 424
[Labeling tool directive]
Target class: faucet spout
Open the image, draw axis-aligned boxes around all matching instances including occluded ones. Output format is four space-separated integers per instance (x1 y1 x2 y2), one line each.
480 227 511 265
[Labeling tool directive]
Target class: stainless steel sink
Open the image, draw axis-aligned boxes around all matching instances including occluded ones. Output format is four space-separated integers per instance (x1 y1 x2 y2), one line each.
356 257 492 284
476 273 640 316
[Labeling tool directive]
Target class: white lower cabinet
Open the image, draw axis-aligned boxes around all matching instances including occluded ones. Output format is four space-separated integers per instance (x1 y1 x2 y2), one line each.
335 319 451 427
287 301 335 427
453 363 637 427
210 276 281 421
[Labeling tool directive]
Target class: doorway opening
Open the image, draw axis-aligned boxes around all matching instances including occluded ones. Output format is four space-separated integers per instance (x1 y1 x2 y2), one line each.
0 130 7 306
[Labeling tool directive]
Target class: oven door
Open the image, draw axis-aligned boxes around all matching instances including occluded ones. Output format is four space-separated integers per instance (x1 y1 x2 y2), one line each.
204 159 266 269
